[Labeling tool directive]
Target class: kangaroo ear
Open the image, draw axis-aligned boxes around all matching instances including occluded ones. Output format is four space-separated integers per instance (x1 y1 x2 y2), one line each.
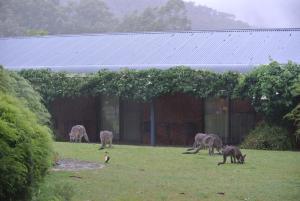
243 154 246 159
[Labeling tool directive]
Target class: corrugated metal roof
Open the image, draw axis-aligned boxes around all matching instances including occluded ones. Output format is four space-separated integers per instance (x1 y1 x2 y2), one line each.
0 28 299 72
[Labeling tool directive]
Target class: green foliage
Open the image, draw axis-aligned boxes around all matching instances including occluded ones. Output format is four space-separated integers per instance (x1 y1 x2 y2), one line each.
70 0 117 33
19 68 87 106
0 67 50 125
26 29 48 36
0 94 53 201
241 123 292 150
0 65 11 92
0 0 64 36
21 67 240 102
284 81 300 140
0 67 53 200
236 61 300 123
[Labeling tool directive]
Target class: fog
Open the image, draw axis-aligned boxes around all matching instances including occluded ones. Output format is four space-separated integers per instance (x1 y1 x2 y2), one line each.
1 0 298 37
186 0 300 28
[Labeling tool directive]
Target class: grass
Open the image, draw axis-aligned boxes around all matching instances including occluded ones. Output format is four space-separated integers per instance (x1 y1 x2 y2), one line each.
39 142 300 201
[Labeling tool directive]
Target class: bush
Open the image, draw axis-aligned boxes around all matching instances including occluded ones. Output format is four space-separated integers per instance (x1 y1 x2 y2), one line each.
0 94 53 201
241 123 292 150
284 81 300 140
0 67 51 125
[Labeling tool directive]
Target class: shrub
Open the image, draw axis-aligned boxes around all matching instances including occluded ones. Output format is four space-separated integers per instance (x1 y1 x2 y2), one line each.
0 94 53 201
0 67 51 125
241 123 292 150
284 81 300 140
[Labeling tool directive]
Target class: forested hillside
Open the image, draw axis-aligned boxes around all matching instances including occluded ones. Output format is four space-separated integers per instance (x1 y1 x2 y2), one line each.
104 0 249 30
0 0 249 37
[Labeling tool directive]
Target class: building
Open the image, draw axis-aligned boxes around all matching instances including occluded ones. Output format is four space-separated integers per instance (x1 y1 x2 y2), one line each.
1 28 299 145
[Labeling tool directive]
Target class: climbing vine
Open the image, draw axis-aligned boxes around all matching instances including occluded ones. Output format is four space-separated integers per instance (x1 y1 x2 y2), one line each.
19 61 300 127
20 66 241 103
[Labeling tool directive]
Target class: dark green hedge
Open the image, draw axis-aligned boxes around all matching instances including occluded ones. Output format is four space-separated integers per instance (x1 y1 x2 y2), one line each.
241 122 292 150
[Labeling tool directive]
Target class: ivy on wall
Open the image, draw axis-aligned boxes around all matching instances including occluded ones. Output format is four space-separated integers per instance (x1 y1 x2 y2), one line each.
19 69 86 105
20 66 240 103
19 62 300 127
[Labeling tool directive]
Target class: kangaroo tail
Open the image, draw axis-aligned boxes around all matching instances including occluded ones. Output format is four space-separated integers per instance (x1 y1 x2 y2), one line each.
191 147 201 154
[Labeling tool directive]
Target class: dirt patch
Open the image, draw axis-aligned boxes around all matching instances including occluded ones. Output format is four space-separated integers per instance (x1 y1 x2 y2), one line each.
52 159 105 171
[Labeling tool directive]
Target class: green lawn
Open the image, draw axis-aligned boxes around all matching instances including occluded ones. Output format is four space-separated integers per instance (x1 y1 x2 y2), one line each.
39 142 300 201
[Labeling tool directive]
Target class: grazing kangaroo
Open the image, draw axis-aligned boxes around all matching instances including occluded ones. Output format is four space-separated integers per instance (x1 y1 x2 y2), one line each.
207 134 223 155
99 130 113 149
69 125 89 143
185 133 223 155
218 145 246 165
187 133 207 150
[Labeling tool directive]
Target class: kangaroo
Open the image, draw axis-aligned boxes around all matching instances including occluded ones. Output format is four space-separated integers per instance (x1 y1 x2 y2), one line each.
99 130 113 149
186 133 207 151
218 145 246 165
69 125 89 143
207 133 223 155
185 133 223 155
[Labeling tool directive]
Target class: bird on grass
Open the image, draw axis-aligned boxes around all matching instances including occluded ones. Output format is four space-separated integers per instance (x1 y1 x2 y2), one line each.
104 151 110 163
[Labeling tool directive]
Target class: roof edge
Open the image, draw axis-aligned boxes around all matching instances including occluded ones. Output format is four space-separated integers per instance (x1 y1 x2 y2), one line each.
1 28 300 40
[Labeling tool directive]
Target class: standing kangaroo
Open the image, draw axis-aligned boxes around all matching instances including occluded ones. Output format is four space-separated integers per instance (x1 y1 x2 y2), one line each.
99 130 113 149
218 145 246 165
69 125 89 143
185 133 223 155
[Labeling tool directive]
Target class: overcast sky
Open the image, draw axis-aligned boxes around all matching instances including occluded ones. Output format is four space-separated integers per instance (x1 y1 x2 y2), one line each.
184 0 300 28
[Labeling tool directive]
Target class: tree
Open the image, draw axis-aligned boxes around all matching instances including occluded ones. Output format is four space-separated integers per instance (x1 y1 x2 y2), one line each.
158 0 190 30
118 0 190 32
284 81 300 140
0 0 117 36
70 0 118 33
0 0 64 36
236 61 300 124
184 1 249 30
0 0 250 37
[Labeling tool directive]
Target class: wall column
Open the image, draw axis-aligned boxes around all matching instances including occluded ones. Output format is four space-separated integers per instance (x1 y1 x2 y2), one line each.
228 97 232 144
150 100 156 146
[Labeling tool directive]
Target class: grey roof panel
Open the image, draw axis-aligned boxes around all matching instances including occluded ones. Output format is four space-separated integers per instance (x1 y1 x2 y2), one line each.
0 29 299 72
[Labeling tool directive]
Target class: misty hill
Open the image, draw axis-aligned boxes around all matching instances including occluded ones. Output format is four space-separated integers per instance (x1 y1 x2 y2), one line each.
0 0 249 37
103 0 249 30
